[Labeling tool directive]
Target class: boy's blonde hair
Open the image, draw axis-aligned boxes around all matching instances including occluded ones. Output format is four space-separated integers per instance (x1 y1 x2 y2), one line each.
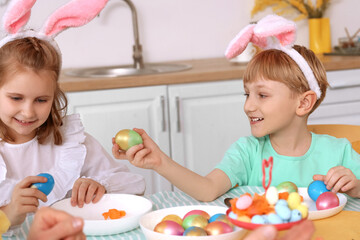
0 37 67 145
243 45 329 114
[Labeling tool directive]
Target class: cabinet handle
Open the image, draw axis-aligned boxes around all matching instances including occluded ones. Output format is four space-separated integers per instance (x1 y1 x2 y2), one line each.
160 96 166 132
176 96 181 132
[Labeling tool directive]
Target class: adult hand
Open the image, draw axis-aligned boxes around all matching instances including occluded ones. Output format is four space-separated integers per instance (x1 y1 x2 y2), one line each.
27 207 85 240
244 220 315 240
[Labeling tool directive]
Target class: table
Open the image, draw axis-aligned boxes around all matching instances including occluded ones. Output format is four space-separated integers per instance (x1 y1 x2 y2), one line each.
4 186 360 240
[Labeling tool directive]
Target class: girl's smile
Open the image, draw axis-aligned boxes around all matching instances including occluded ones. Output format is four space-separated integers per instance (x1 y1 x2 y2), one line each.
0 69 55 144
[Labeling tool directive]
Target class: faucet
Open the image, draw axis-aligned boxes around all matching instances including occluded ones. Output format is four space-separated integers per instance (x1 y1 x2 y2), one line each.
122 0 144 69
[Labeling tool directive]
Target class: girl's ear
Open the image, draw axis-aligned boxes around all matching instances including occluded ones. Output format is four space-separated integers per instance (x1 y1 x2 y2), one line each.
296 90 317 116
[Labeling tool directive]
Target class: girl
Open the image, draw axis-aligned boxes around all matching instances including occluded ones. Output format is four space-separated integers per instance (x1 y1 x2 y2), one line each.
0 0 145 231
113 15 360 201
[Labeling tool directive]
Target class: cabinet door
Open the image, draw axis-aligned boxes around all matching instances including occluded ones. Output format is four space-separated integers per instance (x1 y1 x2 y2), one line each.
168 80 250 178
66 86 171 194
309 69 360 125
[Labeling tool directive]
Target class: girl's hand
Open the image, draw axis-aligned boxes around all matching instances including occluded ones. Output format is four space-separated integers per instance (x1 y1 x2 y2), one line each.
71 178 106 208
1 176 47 226
313 166 360 198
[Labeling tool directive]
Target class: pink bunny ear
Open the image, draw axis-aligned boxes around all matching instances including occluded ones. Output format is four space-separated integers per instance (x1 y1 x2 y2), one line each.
2 0 37 34
41 0 108 37
254 14 296 48
225 24 255 59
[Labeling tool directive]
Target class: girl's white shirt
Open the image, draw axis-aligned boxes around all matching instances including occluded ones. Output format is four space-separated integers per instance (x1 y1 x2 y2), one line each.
0 114 146 207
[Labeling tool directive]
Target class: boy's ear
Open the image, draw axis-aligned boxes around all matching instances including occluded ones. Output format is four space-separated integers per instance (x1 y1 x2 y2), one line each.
296 90 317 116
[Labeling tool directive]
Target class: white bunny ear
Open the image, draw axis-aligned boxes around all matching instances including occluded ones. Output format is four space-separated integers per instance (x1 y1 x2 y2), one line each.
2 0 37 34
41 0 108 37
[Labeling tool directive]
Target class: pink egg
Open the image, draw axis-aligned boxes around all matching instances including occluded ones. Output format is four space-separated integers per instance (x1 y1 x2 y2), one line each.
236 194 253 210
316 192 340 210
183 210 210 220
154 220 184 235
204 221 233 235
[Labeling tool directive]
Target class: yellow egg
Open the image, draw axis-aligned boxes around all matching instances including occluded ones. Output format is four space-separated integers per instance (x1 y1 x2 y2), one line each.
161 214 183 225
296 203 309 218
287 192 301 210
237 215 251 222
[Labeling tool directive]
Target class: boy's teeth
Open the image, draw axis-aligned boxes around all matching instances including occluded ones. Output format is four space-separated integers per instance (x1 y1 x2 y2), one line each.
251 117 264 122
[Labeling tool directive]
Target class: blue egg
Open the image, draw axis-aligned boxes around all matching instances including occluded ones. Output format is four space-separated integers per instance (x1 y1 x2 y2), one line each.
228 211 237 220
290 209 302 222
209 213 226 223
267 213 283 224
31 173 55 195
251 215 265 224
261 214 270 224
308 180 329 202
276 199 288 207
275 204 291 220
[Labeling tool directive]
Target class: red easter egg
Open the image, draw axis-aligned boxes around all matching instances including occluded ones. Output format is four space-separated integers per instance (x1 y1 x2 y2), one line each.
316 192 340 210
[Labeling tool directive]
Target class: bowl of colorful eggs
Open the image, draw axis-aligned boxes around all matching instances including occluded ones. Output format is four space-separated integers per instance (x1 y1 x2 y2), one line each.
139 205 246 240
226 181 308 230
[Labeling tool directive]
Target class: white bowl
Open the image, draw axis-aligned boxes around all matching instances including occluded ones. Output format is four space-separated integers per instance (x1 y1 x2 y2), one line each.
51 194 152 235
140 205 246 240
297 188 347 220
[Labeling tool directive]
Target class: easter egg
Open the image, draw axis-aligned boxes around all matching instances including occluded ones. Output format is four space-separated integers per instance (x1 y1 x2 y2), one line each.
205 221 233 235
265 186 279 205
236 215 251 222
251 215 265 224
289 209 302 222
31 173 55 195
162 214 183 225
267 213 283 224
183 226 207 236
154 220 184 235
276 181 298 193
182 215 208 230
316 192 339 210
236 194 253 210
287 192 302 210
275 204 291 221
208 213 233 227
115 129 143 151
308 180 329 202
183 210 210 220
296 203 309 218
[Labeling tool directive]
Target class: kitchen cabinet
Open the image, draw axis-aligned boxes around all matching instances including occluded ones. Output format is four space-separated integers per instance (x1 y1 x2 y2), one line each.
308 69 360 125
66 80 250 194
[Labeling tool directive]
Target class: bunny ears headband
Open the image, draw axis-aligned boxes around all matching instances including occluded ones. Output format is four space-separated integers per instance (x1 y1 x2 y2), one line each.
0 0 108 56
225 15 321 99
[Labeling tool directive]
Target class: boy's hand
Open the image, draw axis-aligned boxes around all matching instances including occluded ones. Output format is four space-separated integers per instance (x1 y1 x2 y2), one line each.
71 178 106 208
1 176 47 226
112 128 166 171
313 166 360 198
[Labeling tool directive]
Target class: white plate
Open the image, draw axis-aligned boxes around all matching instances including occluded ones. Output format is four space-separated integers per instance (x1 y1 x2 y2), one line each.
298 187 347 220
51 194 152 236
140 205 246 240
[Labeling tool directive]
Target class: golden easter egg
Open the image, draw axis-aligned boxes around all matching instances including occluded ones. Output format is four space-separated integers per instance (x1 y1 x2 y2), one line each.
115 129 143 151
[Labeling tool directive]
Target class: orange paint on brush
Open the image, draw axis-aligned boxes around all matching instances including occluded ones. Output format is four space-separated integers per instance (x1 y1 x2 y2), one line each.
102 209 126 220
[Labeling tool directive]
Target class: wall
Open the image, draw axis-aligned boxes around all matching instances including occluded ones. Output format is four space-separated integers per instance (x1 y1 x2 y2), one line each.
0 0 359 69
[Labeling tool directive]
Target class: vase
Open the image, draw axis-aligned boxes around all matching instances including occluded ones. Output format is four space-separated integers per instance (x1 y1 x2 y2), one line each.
308 18 331 54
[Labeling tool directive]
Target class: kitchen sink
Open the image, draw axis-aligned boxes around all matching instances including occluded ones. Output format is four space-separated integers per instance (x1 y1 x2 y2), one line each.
64 63 192 78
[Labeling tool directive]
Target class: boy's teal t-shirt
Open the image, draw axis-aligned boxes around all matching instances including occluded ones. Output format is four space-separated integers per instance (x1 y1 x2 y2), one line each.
215 133 360 188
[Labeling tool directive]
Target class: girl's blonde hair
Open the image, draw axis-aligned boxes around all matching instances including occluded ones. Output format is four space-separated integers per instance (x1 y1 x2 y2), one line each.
243 45 329 114
0 37 67 144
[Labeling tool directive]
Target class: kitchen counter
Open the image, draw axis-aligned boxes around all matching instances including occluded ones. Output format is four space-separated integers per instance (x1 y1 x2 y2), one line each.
60 55 360 92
